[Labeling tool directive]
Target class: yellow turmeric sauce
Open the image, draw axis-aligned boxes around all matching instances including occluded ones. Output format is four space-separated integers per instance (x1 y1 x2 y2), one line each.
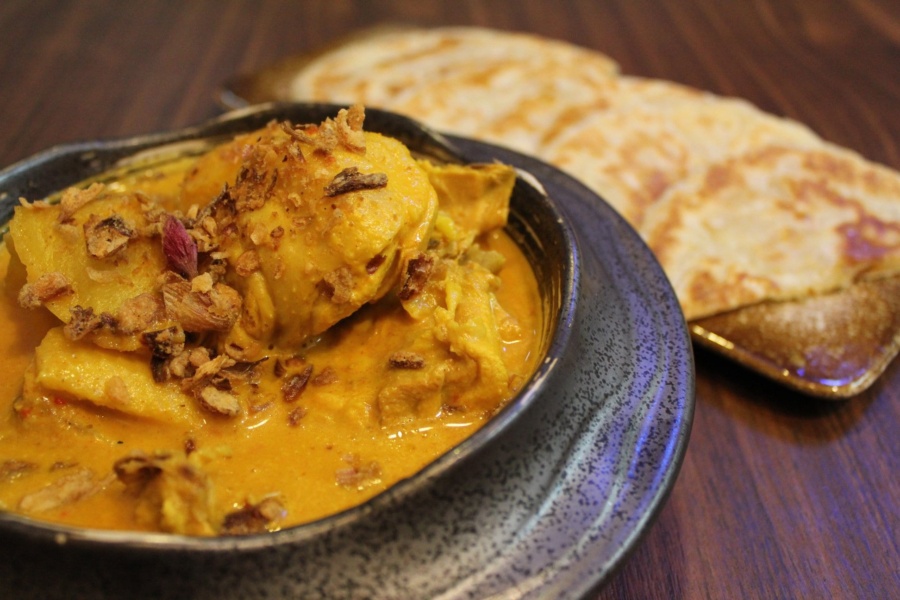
0 109 542 535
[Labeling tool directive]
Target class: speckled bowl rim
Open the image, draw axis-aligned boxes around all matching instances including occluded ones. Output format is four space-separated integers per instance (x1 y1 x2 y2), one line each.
0 103 579 552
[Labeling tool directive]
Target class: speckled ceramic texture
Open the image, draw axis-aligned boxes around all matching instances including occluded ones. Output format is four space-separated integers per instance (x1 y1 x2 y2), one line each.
0 104 694 599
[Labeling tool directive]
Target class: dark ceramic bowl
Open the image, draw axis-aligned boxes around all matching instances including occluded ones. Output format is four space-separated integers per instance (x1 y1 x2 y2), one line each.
0 104 694 599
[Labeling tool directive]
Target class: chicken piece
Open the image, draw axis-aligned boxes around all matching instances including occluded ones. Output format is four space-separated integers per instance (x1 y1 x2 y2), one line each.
181 107 439 358
418 160 516 245
375 254 512 424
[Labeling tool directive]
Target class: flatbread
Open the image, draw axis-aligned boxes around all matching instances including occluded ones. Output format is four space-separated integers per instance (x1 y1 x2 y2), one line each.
285 26 900 321
543 76 824 227
289 26 620 154
641 144 900 320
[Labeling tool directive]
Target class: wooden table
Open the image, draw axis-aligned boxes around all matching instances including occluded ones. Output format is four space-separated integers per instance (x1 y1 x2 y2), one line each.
1 1 897 597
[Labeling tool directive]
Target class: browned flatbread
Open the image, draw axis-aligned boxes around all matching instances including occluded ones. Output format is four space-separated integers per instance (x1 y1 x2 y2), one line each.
543 76 824 227
641 144 900 320
284 26 900 322
289 26 620 154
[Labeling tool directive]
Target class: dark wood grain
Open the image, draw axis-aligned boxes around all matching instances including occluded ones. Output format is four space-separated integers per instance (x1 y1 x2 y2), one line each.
1 1 898 598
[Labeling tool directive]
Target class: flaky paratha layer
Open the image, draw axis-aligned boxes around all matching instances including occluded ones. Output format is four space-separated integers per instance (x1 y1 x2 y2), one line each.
642 144 900 320
290 26 620 154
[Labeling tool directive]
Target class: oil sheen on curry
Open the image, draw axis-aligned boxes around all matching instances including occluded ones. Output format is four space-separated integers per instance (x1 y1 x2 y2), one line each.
0 106 542 535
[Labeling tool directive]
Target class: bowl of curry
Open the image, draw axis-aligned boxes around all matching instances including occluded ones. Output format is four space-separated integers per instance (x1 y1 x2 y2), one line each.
0 103 696 599
0 104 576 545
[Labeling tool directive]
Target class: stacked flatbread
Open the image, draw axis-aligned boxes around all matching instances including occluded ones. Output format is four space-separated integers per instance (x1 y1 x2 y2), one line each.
287 26 900 321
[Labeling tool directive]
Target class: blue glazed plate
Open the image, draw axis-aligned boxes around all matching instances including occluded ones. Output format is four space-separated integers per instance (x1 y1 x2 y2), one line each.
0 104 694 599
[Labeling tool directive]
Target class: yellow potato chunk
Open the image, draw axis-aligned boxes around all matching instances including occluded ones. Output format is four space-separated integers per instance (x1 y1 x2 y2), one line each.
33 327 195 425
8 190 166 321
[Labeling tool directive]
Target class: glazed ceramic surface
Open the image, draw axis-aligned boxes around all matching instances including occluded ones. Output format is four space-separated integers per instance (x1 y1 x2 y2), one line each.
0 104 694 599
